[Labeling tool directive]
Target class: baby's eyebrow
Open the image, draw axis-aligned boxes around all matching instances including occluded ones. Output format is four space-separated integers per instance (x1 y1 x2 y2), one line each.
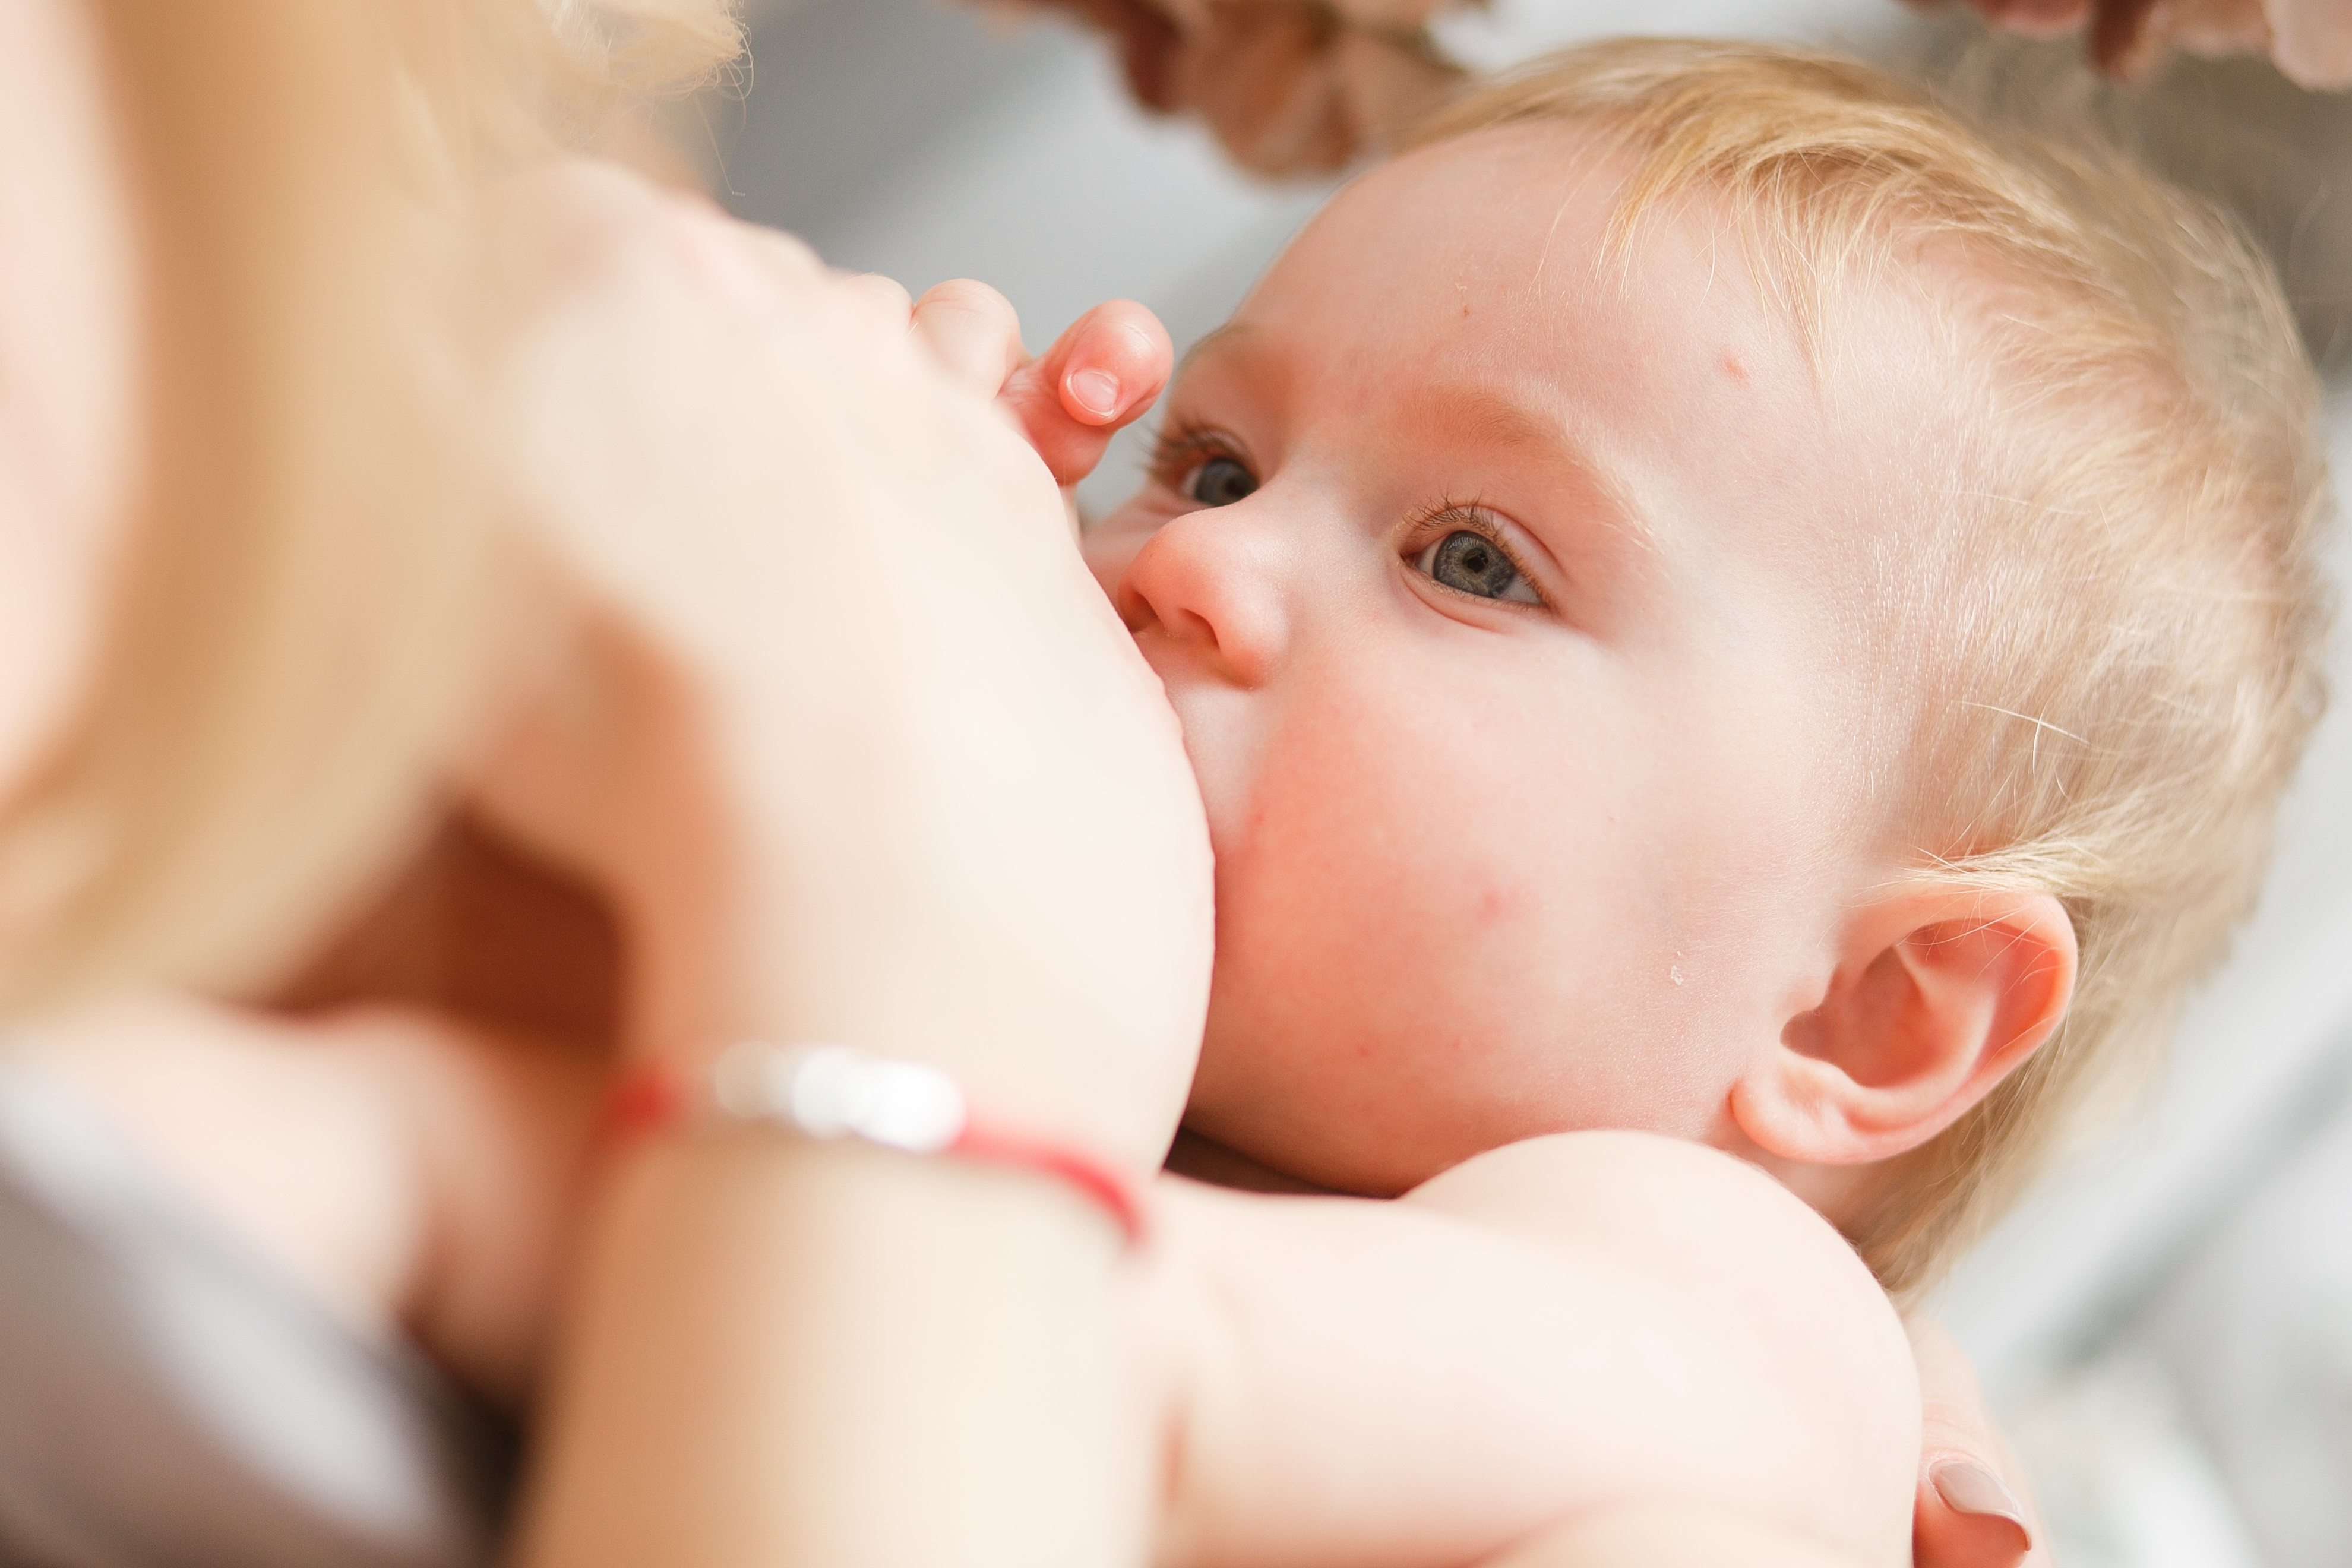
1173 328 1656 560
1176 320 1259 380
1418 382 1656 556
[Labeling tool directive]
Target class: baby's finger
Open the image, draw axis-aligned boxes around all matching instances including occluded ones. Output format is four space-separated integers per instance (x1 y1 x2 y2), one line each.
911 277 1028 399
1000 299 1173 488
1914 1470 2034 1568
1908 1317 2043 1568
1047 299 1171 429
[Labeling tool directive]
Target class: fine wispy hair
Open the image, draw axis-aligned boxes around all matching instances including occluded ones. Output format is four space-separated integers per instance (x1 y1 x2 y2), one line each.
1413 36 2332 1294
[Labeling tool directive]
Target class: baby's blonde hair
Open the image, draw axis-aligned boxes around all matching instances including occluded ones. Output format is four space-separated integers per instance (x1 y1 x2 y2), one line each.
1414 39 2331 1293
0 0 740 1016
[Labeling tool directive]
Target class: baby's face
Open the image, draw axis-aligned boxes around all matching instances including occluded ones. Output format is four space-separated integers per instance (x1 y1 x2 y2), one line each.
1086 124 1950 1194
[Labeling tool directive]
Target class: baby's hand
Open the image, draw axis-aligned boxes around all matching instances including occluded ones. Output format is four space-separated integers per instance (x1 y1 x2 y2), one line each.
893 276 1171 491
1908 1315 2044 1568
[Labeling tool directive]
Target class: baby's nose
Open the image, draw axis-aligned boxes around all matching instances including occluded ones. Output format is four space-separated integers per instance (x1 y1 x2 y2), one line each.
1115 502 1294 689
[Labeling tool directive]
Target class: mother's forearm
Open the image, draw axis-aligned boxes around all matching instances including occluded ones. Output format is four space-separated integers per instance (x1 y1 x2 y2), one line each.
517 1137 1150 1568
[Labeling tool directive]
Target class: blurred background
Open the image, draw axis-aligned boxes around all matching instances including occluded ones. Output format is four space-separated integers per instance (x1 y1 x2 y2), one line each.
696 4 2352 1561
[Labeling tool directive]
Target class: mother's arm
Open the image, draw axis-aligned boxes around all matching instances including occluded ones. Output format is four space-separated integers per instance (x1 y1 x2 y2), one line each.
472 163 1212 1568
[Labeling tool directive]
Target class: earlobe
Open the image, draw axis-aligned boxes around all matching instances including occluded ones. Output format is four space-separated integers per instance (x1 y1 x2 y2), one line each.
1733 890 2076 1165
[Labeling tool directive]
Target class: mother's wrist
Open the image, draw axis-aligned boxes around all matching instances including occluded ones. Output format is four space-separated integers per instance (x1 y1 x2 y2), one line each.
600 1041 1151 1247
514 627 1206 1166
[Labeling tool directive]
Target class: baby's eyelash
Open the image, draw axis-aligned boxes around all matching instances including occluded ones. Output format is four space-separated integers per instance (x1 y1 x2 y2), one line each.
1148 421 1244 490
1403 498 1552 609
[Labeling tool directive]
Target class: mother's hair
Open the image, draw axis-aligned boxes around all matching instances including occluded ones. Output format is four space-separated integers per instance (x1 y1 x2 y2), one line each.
0 0 739 1016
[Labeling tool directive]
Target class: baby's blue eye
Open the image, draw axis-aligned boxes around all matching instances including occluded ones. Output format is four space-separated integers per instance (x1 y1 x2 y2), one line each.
1187 456 1258 508
1416 530 1539 604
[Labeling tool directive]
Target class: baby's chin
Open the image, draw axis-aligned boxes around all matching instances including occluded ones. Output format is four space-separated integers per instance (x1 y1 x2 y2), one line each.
1173 1074 1475 1197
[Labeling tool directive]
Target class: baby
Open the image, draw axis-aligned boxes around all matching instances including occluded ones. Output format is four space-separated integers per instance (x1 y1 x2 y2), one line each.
1093 37 2328 1305
1047 34 2323 1562
11 34 2328 1568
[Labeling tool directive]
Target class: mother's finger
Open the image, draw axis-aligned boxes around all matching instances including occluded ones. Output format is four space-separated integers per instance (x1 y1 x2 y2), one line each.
911 277 1028 399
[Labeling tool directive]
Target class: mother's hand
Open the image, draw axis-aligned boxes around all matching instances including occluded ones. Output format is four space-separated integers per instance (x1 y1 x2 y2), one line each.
473 161 1211 1168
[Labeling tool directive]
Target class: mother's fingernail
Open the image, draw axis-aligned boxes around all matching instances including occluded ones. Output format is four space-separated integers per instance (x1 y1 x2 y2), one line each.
1931 1460 2034 1548
1068 367 1121 418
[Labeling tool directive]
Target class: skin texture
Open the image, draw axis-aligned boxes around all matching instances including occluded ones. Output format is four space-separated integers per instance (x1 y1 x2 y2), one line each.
474 160 1213 1164
1085 125 2071 1210
0 10 2043 1558
1147 1131 1921 1568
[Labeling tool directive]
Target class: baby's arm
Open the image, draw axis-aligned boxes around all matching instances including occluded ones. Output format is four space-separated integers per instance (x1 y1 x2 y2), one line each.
1481 1503 1871 1568
1145 1131 1920 1568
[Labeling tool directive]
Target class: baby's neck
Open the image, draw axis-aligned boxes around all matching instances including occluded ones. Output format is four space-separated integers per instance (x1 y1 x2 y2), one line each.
1164 1126 1333 1194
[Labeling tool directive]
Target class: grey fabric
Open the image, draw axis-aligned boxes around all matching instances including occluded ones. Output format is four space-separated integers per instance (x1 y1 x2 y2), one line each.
0 1064 513 1568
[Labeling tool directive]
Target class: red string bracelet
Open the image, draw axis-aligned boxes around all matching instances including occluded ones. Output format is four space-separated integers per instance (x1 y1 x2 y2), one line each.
599 1042 1149 1248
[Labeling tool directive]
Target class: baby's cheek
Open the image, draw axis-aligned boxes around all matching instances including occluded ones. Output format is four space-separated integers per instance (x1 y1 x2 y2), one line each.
1191 694 1635 1184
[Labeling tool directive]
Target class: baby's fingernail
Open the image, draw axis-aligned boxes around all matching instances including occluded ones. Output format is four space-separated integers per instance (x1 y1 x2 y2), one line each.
1067 367 1121 419
1931 1461 2033 1549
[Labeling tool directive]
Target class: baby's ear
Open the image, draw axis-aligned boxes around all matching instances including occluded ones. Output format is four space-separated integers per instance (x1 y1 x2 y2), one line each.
1731 889 2076 1165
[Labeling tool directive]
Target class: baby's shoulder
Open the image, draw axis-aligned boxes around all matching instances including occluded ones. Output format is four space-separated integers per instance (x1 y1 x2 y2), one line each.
1409 1131 1884 1294
1406 1130 1908 1371
1408 1131 1919 1551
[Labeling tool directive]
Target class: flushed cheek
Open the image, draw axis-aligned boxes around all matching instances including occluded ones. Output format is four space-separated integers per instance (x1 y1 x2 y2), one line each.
1150 665 1280 870
1189 669 1696 1188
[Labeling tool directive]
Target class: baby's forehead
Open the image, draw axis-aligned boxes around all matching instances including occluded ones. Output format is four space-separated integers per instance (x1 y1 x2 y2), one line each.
1278 122 1959 382
1241 123 1981 522
1251 132 1776 391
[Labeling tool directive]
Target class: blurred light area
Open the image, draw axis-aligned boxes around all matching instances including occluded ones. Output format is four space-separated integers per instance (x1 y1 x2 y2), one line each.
712 7 2352 1564
723 0 1910 336
723 4 1295 343
2008 1350 2271 1568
